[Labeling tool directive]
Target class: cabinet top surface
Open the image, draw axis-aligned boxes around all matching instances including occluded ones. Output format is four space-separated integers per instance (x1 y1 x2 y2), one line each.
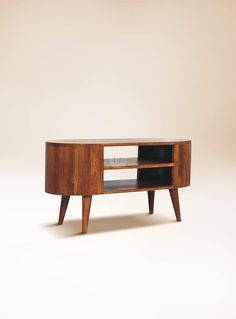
46 138 190 146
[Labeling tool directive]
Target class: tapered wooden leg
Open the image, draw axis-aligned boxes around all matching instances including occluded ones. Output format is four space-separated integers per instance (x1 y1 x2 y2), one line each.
148 191 155 214
169 189 181 222
82 196 92 234
58 195 70 225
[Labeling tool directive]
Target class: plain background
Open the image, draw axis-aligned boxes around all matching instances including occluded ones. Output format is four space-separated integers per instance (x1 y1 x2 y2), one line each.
0 0 236 318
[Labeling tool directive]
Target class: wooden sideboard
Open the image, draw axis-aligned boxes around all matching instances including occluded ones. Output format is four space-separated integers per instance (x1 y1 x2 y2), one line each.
45 139 191 234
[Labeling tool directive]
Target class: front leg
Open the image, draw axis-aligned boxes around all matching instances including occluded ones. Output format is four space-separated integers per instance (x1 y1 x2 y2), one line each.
82 195 92 234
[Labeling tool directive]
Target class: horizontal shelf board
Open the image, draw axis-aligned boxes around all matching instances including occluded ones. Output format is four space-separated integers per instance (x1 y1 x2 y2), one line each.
103 179 173 194
104 158 174 170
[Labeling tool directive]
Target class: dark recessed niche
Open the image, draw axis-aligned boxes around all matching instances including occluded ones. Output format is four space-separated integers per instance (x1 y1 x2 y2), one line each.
137 167 172 186
138 145 173 163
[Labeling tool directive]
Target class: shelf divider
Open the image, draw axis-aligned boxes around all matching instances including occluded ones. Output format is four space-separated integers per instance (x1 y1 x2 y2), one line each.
104 179 173 194
104 157 174 170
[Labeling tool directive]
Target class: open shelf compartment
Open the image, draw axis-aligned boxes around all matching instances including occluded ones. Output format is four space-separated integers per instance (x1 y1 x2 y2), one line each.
104 144 174 170
103 145 174 193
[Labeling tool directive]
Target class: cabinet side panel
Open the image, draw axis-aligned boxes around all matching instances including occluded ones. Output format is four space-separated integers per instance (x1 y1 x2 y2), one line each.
45 143 78 195
172 142 191 188
45 144 103 195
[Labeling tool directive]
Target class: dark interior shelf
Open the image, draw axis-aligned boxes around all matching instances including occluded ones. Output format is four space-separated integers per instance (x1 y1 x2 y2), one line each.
104 157 174 170
104 179 173 194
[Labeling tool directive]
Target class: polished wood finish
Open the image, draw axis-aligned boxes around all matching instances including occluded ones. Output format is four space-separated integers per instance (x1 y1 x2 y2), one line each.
45 139 191 234
104 157 174 170
148 191 155 214
169 189 181 222
172 142 191 188
47 138 190 146
104 179 172 193
45 143 103 195
82 196 92 234
58 195 70 225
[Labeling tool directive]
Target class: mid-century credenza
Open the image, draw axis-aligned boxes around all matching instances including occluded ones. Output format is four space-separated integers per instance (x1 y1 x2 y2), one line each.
45 139 191 234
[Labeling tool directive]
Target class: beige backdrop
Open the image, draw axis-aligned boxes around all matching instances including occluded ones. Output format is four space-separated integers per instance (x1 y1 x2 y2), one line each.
1 1 236 319
1 0 236 172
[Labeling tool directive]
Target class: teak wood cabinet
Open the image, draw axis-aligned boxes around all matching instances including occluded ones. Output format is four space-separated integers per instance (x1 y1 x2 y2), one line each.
45 139 191 234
